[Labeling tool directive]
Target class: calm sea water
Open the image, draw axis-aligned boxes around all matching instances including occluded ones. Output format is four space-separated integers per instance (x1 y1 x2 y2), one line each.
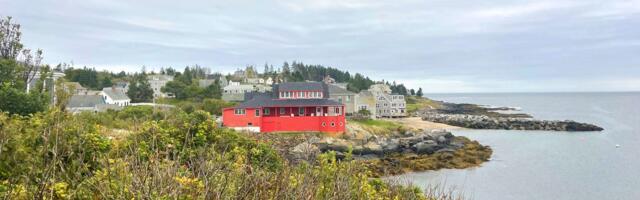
394 92 640 200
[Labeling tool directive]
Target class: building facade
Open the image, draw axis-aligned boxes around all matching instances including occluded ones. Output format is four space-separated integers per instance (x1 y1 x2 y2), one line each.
354 90 377 118
148 75 174 98
368 84 406 118
327 84 356 114
222 83 272 102
222 82 346 133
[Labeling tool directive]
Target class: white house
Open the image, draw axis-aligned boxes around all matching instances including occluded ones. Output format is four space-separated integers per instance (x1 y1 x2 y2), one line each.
101 87 131 107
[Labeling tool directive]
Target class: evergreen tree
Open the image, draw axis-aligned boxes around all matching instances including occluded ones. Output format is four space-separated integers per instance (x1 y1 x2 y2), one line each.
410 89 416 96
416 88 423 97
127 73 154 102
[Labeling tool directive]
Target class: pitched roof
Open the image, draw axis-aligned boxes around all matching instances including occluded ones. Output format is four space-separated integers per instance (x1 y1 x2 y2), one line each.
277 82 324 91
102 87 130 101
235 92 342 108
328 84 354 95
67 95 105 108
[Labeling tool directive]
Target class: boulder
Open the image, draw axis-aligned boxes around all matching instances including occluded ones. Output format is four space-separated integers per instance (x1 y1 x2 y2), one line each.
362 142 383 155
413 141 439 154
290 142 320 162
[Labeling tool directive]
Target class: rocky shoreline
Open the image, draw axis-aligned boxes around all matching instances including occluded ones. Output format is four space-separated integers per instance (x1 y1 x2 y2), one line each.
421 113 603 131
248 128 492 177
415 101 604 132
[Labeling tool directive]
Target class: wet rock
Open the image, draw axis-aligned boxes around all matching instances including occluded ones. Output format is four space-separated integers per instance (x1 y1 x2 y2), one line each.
414 141 438 154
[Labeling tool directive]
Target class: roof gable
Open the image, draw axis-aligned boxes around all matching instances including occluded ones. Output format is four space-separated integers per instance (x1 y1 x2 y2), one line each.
102 87 130 101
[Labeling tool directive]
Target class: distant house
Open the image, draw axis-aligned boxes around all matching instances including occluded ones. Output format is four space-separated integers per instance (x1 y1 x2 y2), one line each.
26 71 65 104
65 82 88 95
327 84 356 114
323 75 336 84
222 82 345 133
355 90 377 118
66 95 105 113
369 84 406 118
222 84 272 102
265 77 274 85
245 78 264 84
148 75 174 98
101 87 131 107
114 81 129 93
199 74 227 88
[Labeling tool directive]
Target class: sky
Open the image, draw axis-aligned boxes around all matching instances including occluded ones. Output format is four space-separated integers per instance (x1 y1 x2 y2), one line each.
2 0 640 93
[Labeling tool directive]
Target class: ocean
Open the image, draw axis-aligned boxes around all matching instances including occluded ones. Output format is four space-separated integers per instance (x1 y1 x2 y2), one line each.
393 92 640 200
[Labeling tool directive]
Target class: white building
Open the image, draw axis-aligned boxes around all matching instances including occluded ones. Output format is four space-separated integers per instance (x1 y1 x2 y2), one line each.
148 75 174 98
101 87 131 107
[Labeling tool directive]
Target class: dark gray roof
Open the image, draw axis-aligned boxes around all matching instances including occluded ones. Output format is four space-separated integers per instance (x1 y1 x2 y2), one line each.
277 82 324 91
102 87 130 101
67 95 105 108
235 92 342 108
328 84 354 95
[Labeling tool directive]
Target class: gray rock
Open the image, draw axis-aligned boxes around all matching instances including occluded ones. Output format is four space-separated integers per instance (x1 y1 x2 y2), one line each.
414 141 439 154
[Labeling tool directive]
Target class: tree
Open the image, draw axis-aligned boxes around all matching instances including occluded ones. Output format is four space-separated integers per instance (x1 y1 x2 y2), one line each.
416 88 423 97
0 16 23 59
204 80 222 99
410 89 415 96
0 16 50 115
263 63 269 75
161 80 187 99
127 73 154 102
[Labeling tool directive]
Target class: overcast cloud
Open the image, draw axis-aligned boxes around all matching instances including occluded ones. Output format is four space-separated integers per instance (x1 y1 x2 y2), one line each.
2 0 639 93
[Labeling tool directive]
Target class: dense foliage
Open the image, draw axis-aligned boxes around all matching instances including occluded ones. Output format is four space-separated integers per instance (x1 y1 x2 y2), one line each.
126 73 154 102
0 17 51 116
63 67 117 90
0 106 435 199
162 66 222 100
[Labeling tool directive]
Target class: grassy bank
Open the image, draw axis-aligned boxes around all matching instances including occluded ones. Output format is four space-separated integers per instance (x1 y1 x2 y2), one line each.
406 96 444 114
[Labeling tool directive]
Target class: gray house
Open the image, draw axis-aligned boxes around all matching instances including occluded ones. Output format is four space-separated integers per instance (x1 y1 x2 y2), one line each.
327 84 356 114
369 84 406 118
66 95 105 113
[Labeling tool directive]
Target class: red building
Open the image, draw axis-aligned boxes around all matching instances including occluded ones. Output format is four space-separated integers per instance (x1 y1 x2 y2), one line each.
222 82 346 133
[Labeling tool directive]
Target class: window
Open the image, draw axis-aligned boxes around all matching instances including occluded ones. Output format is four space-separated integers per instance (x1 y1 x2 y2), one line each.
335 107 341 115
346 96 350 102
322 122 326 127
339 122 344 126
298 91 304 98
264 108 270 115
316 107 321 113
330 122 335 127
248 122 253 126
234 109 246 115
298 107 305 115
280 107 285 115
338 97 342 103
255 109 260 117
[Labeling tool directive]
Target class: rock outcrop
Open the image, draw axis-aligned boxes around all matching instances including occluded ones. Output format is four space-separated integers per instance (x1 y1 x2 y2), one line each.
289 129 468 162
421 113 604 131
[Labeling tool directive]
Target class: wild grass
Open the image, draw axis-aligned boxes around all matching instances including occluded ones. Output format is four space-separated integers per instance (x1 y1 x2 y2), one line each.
0 108 465 199
406 96 444 114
